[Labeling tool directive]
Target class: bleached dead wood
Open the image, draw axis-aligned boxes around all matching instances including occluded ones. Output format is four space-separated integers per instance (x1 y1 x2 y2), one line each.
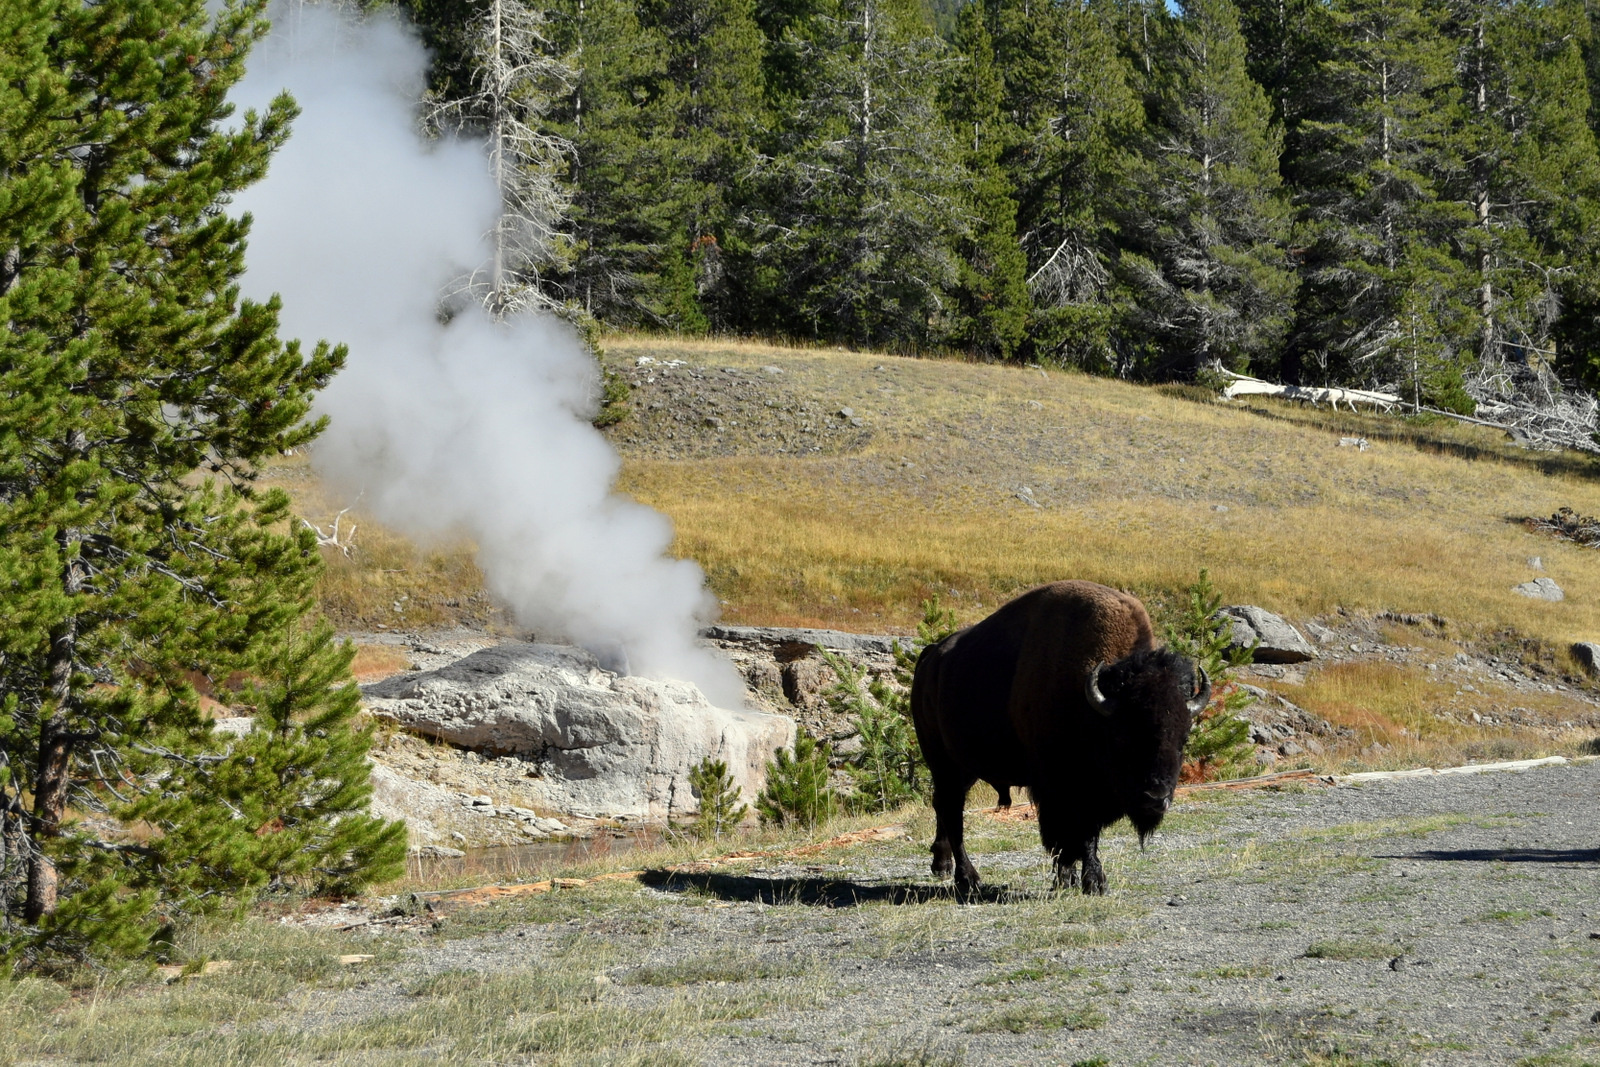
1219 367 1600 456
1218 370 1402 412
303 508 357 556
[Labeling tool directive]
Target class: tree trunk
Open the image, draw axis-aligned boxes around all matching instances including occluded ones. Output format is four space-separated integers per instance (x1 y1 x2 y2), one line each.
25 435 86 923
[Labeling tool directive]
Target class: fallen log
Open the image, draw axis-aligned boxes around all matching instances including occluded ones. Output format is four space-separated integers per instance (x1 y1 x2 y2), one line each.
1219 373 1401 412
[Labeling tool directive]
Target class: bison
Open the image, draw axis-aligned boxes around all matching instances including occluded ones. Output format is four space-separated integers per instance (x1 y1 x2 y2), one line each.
910 580 1209 894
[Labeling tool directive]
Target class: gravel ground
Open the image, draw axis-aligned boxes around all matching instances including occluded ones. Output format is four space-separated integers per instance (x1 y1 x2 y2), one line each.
305 759 1600 1066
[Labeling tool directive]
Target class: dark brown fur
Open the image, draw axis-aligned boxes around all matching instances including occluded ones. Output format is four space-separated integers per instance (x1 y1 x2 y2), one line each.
911 580 1200 893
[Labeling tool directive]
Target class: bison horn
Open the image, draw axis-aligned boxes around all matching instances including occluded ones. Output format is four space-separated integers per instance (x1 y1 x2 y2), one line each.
1186 664 1212 717
1085 662 1113 716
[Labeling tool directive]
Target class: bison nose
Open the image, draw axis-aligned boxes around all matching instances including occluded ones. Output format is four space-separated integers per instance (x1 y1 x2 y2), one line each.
1144 788 1171 812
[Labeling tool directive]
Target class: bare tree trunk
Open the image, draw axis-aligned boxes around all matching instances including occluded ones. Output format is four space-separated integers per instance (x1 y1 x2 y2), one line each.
1472 16 1494 365
26 481 85 922
489 0 507 317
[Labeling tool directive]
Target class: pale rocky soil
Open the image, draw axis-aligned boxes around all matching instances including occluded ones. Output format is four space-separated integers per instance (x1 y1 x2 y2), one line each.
305 758 1600 1066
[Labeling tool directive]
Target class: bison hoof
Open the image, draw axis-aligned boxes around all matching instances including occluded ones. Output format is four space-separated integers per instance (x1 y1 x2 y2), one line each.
955 868 981 894
930 844 955 879
1081 871 1107 895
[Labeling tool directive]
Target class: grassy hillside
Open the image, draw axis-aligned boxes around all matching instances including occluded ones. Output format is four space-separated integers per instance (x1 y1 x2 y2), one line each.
602 334 1600 651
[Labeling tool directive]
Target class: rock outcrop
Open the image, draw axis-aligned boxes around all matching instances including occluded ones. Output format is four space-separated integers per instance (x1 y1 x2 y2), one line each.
1222 605 1317 664
1513 577 1564 602
362 643 795 821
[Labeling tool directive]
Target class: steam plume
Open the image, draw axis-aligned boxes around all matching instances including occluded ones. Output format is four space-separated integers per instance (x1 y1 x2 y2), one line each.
231 4 744 706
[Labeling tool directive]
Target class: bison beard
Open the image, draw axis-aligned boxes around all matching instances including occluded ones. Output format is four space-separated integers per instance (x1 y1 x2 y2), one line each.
910 580 1209 894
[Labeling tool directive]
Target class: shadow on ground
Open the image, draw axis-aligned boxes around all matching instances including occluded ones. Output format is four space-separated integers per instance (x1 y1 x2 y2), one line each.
1381 847 1600 865
638 869 1041 907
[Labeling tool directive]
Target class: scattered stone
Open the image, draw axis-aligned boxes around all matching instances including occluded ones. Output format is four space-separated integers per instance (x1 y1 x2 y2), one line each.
781 656 839 711
1338 436 1370 451
338 954 376 965
1389 956 1407 972
1222 605 1317 663
1514 576 1565 601
701 625 900 656
363 643 795 820
1571 642 1600 678
1015 486 1042 508
413 844 465 858
838 407 854 419
1529 556 1544 570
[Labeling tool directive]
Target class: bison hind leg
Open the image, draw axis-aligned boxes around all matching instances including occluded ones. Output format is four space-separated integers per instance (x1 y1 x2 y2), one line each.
929 773 980 890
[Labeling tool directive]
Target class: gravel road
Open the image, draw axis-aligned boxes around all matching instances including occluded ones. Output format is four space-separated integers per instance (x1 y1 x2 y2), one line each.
317 760 1600 1066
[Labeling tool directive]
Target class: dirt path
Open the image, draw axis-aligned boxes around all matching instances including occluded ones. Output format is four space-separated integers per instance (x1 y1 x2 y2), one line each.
282 759 1600 1066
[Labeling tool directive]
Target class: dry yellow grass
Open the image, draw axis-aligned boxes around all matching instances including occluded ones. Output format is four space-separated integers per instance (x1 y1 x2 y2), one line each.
604 334 1600 648
259 452 499 631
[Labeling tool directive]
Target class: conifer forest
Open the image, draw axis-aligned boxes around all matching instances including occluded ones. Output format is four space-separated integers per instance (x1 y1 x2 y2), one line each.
404 0 1600 412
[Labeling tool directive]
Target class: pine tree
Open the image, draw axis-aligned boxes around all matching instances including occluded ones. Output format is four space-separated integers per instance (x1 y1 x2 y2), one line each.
943 3 1029 358
1288 0 1473 398
546 0 686 325
995 0 1144 369
1448 0 1600 395
639 0 767 329
0 0 404 965
1115 0 1294 378
747 0 966 348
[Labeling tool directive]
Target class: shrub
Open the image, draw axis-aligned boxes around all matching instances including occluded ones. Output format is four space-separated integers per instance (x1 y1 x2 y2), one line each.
1163 569 1257 780
685 757 748 840
756 731 836 829
824 652 924 813
826 597 959 814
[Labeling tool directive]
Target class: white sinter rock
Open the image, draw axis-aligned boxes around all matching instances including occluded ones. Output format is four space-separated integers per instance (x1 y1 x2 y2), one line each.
1220 605 1317 664
362 642 795 820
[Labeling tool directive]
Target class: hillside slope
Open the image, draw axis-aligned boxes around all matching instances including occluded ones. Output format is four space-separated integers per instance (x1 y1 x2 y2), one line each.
604 335 1600 651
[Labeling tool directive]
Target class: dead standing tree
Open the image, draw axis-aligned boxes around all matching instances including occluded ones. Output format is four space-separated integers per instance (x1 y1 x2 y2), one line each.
429 0 576 318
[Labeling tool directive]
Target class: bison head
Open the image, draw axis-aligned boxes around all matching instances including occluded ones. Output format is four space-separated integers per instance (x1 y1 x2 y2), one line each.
1085 647 1210 842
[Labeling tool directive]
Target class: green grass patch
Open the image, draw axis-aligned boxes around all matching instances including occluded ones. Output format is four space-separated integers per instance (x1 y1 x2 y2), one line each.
1194 962 1274 979
1304 939 1406 961
966 1002 1107 1033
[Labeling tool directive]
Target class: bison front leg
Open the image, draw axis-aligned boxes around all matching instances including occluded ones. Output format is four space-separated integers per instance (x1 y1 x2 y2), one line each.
1034 794 1086 891
930 774 980 891
1078 832 1107 895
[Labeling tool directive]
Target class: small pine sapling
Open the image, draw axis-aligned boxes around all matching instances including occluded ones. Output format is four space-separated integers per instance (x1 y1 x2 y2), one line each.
822 651 924 813
756 731 836 829
686 757 748 839
1163 569 1257 781
824 597 959 814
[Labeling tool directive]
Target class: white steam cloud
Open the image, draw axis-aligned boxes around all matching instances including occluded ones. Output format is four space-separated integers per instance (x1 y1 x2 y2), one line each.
231 5 744 706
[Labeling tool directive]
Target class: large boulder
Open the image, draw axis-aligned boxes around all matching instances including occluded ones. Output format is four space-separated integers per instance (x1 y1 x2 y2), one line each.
1514 577 1564 602
1221 605 1317 664
362 643 795 821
